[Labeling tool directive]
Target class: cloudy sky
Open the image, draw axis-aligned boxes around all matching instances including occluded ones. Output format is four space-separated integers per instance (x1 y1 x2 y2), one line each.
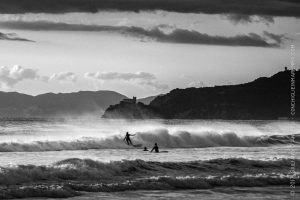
0 0 299 97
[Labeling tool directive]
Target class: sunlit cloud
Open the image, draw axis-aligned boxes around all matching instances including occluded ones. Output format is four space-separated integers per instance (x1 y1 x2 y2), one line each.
48 72 77 83
85 71 168 90
0 65 77 90
0 65 39 89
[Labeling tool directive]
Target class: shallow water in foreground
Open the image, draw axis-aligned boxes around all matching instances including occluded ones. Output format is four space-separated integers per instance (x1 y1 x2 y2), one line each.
23 187 297 200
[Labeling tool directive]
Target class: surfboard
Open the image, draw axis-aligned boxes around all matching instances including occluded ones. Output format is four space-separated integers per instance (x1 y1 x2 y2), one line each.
132 144 143 147
151 151 169 153
159 151 168 153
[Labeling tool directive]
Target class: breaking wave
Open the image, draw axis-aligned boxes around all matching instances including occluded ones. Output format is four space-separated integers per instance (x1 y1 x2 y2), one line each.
0 130 299 152
0 158 299 199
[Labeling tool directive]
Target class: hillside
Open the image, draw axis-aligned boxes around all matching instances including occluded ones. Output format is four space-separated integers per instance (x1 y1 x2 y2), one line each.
103 69 299 120
0 90 127 117
150 69 299 119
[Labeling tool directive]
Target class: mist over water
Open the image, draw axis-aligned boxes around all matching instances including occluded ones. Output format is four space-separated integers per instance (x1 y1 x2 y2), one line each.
0 118 299 152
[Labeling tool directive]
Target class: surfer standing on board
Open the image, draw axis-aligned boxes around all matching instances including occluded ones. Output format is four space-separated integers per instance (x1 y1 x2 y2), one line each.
124 132 135 145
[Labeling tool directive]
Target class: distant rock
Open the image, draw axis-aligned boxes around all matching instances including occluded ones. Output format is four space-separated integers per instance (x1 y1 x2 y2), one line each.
102 101 160 119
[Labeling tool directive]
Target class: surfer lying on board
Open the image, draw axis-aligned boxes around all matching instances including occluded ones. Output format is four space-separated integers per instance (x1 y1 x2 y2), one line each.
151 143 159 153
124 132 135 145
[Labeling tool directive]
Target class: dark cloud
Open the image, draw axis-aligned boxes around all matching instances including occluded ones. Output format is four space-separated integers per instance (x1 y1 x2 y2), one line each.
0 21 287 47
259 16 275 25
0 32 34 42
263 31 290 44
226 14 275 25
0 0 299 17
226 14 253 24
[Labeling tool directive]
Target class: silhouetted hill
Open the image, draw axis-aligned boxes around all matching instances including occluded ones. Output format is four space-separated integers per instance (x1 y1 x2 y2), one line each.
150 70 299 119
103 70 299 120
0 90 127 117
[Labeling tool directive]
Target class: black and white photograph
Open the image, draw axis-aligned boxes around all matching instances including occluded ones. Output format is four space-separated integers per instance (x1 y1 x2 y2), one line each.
0 0 299 199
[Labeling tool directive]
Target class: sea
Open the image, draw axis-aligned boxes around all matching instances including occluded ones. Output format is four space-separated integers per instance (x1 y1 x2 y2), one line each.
0 118 299 199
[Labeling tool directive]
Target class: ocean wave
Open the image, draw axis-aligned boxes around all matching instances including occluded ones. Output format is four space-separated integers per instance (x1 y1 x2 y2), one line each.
1 158 298 185
0 130 299 152
0 158 299 199
1 175 295 199
66 174 296 192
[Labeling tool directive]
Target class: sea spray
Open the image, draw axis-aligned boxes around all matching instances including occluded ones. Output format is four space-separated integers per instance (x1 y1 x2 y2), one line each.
0 131 299 152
